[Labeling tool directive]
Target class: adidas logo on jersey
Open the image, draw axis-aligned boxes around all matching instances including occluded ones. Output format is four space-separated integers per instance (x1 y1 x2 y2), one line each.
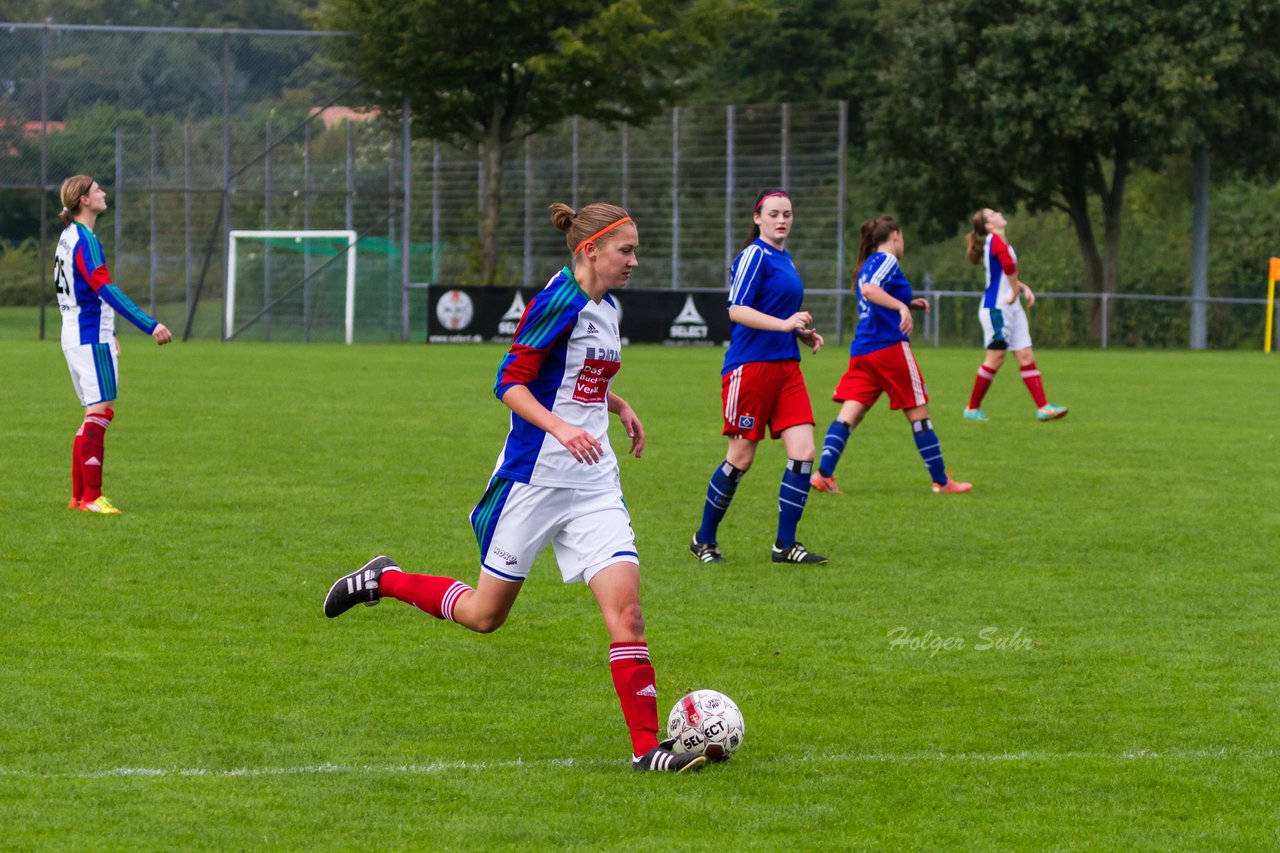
586 322 599 335
635 684 658 698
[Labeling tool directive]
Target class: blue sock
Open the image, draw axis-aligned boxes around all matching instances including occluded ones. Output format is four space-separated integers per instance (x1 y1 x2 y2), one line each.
911 418 948 485
696 460 744 545
818 420 851 477
776 459 813 548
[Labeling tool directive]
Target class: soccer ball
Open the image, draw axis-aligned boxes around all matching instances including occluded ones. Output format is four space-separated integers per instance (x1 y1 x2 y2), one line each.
666 689 744 762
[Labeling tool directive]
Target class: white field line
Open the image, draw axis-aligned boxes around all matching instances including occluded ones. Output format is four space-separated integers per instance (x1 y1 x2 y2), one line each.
0 748 1276 781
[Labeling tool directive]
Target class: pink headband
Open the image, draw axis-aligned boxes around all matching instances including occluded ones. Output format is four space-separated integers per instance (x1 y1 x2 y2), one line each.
754 192 790 211
574 216 633 254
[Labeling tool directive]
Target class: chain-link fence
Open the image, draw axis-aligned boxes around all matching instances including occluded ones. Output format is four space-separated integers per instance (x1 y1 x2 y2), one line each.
0 23 852 344
1 22 1274 348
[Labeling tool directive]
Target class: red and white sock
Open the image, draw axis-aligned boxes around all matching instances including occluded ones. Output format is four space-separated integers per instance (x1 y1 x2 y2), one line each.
610 642 660 758
80 409 114 503
1020 362 1048 407
378 570 472 622
968 364 997 410
71 424 86 503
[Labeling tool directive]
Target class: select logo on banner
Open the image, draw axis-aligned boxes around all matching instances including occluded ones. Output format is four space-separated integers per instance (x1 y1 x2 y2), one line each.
426 286 730 344
498 292 527 336
669 295 709 340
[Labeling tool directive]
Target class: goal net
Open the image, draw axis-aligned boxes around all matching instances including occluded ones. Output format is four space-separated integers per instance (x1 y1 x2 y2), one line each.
226 230 358 344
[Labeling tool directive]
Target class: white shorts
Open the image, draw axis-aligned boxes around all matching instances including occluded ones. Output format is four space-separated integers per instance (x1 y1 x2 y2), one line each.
64 340 120 407
979 305 1032 351
469 477 639 585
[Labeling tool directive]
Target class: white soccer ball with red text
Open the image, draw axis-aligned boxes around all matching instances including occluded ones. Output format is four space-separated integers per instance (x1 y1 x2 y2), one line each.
666 689 744 762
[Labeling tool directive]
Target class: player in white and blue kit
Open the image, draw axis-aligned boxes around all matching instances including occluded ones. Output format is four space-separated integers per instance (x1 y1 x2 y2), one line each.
962 208 1067 421
324 202 705 774
55 175 171 514
690 189 827 566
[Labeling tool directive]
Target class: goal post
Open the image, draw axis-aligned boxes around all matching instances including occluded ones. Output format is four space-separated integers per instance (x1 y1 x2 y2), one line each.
226 230 358 344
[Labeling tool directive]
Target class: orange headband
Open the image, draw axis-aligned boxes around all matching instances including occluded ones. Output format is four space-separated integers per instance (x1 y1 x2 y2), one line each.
574 216 633 254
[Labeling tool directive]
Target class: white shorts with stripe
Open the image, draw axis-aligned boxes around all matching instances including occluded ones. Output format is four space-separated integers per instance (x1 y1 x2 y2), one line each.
979 304 1032 351
64 339 120 407
469 477 638 585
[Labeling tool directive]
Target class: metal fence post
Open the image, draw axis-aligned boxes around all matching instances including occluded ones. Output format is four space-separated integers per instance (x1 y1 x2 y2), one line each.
263 121 273 340
523 136 533 288
780 102 790 188
401 93 411 342
835 100 847 344
221 32 231 342
149 127 158 314
1101 294 1109 349
621 124 629 211
37 24 49 340
303 119 313 342
1190 141 1209 349
724 105 734 287
115 128 123 282
183 122 192 322
671 106 680 289
345 119 355 231
431 142 441 286
571 115 580 211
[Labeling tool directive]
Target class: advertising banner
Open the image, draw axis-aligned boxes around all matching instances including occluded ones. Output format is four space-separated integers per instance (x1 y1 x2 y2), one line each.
427 285 732 345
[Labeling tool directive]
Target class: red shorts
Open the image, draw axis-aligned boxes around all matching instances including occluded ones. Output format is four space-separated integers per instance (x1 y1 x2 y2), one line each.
833 342 929 410
721 360 814 441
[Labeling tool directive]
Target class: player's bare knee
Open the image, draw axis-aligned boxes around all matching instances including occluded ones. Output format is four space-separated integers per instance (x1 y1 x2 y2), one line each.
609 601 645 640
469 611 508 634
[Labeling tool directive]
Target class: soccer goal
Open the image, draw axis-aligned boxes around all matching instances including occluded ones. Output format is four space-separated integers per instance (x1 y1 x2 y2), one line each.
226 230 358 344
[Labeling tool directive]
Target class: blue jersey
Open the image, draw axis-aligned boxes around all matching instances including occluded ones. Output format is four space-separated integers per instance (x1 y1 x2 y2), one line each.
721 239 803 375
850 252 912 357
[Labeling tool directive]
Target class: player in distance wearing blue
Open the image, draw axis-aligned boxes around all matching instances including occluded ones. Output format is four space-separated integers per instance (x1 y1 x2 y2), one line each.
690 189 827 567
811 216 971 496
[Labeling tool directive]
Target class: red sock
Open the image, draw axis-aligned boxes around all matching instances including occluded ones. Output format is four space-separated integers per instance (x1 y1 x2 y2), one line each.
968 364 996 410
71 424 85 502
1020 362 1048 407
610 642 660 758
378 570 472 621
80 409 114 502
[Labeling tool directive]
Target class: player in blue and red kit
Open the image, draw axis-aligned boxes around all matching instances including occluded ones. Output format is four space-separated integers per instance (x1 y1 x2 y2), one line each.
324 202 705 774
962 208 1068 422
690 188 827 566
55 175 172 514
810 216 971 495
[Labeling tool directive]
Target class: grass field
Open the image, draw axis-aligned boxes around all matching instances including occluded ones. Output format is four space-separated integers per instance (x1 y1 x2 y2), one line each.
2 328 1278 849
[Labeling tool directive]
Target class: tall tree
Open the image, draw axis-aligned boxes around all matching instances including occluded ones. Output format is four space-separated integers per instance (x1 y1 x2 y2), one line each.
693 0 877 107
869 0 1280 335
320 0 739 284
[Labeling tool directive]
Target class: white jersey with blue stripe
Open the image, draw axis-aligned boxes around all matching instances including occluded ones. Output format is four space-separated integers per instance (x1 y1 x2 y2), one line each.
55 222 158 349
982 233 1018 309
491 269 623 488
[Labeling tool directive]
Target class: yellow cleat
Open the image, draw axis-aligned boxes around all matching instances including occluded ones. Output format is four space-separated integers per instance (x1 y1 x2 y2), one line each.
80 496 123 515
